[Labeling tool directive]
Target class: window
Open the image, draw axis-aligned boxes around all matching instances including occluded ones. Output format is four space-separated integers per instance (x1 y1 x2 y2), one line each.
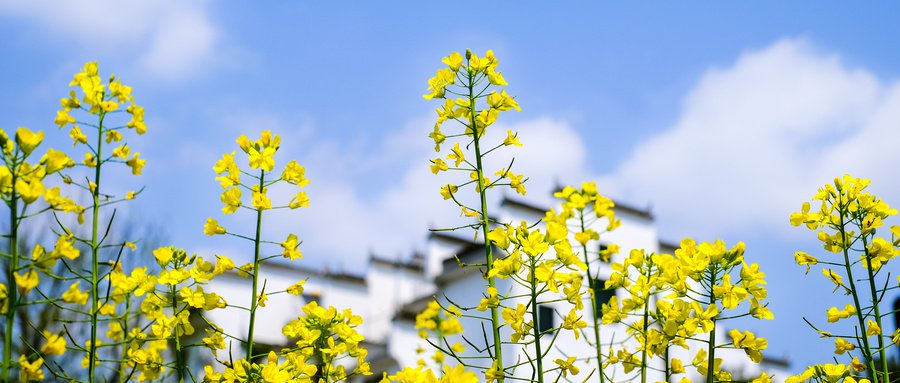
598 243 610 262
250 343 279 364
537 305 554 334
593 278 616 318
302 292 321 305
894 297 900 329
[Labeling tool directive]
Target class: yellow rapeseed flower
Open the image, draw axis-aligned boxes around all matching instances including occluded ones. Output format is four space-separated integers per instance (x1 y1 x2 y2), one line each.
41 331 67 356
14 269 38 294
15 127 44 156
62 282 89 305
125 153 145 175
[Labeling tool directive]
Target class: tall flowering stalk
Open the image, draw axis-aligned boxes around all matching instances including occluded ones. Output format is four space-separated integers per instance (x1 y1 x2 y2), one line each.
423 49 521 382
788 175 899 383
210 130 305 362
0 124 80 381
409 188 606 382
547 182 620 381
204 129 306 365
51 62 146 383
483 219 591 382
201 131 372 382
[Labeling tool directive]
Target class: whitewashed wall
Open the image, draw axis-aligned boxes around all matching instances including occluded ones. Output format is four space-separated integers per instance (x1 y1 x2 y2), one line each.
205 195 791 382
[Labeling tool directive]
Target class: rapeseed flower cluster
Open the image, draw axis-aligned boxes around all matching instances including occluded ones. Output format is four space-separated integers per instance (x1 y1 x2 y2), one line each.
482 217 590 381
5 61 374 382
599 238 772 383
13 51 893 383
3 61 151 383
0 123 82 381
114 247 231 381
416 50 777 383
201 131 371 383
412 300 465 371
207 302 372 382
788 175 900 383
546 182 620 381
424 49 522 382
381 364 478 383
54 62 147 381
206 130 311 369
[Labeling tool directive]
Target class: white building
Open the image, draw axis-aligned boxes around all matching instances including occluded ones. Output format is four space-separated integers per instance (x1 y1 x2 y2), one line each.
207 195 791 382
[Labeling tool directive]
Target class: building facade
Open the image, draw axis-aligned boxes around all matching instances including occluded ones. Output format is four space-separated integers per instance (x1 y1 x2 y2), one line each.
207 196 791 382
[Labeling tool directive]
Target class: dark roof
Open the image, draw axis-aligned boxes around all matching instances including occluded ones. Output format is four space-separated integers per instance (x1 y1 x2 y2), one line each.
761 355 790 369
500 196 548 216
610 200 653 220
440 243 484 269
427 231 481 245
394 294 436 322
434 243 493 285
363 340 396 376
217 260 367 285
502 195 653 220
369 254 424 273
658 239 680 253
326 271 367 285
264 260 367 285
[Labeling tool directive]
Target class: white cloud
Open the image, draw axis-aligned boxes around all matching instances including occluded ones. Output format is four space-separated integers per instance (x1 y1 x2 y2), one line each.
136 8 217 79
292 116 590 271
602 38 900 240
160 36 900 285
0 0 223 80
198 112 590 271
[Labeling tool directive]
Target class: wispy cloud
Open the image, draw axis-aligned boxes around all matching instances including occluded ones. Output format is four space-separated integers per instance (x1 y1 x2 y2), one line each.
0 0 230 80
602 38 897 241
187 111 593 271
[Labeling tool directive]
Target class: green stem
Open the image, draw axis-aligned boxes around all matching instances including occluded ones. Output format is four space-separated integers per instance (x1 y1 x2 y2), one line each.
528 259 545 383
665 345 671 383
319 352 330 383
314 332 330 383
172 284 184 383
837 209 877 374
437 333 445 376
2 164 18 382
640 261 651 383
706 265 717 383
468 71 504 381
120 297 130 383
579 212 605 383
246 170 264 361
860 233 889 383
88 110 106 383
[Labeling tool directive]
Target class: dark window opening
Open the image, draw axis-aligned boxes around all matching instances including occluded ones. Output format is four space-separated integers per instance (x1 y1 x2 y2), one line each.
893 297 900 329
598 243 610 262
594 279 616 319
302 292 321 305
537 305 554 335
250 343 279 364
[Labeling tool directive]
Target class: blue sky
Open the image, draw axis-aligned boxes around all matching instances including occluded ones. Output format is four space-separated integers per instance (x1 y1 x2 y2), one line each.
2 0 900 373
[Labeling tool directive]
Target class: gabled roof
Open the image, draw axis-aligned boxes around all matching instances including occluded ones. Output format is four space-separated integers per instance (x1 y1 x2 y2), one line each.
394 294 437 322
434 243 494 285
501 195 653 220
369 254 424 273
761 355 790 369
427 231 481 246
216 260 367 286
658 239 680 254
